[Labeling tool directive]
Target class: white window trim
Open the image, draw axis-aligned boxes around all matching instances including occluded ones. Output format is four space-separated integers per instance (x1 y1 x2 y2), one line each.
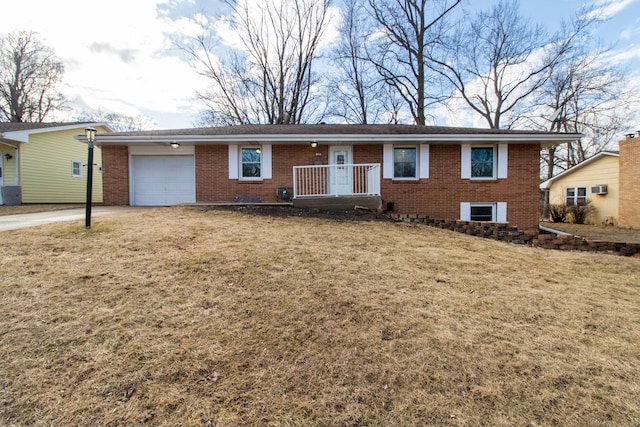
461 144 508 180
230 144 272 181
460 202 507 222
383 144 429 180
72 160 83 178
565 186 587 206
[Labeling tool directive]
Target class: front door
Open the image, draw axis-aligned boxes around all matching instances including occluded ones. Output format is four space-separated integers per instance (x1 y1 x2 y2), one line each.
328 146 353 195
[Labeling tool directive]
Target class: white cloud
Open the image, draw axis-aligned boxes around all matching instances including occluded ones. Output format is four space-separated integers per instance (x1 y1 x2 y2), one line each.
0 0 204 128
587 0 638 19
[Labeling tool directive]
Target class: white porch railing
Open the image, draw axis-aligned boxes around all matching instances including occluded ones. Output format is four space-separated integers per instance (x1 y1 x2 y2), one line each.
293 164 381 198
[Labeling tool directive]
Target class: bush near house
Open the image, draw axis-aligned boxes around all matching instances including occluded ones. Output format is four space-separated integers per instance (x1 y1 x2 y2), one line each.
548 203 568 223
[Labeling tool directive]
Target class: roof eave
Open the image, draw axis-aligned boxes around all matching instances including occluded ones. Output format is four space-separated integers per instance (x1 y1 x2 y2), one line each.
539 151 620 189
2 122 112 143
96 132 582 146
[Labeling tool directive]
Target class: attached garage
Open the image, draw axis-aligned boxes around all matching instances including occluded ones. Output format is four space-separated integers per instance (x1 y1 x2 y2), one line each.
129 147 195 206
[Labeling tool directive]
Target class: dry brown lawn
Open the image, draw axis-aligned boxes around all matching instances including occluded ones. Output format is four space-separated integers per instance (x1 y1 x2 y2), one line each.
0 204 84 216
1 206 639 426
542 221 640 244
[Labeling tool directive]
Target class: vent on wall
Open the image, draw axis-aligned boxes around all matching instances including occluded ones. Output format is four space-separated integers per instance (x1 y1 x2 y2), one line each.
591 185 608 195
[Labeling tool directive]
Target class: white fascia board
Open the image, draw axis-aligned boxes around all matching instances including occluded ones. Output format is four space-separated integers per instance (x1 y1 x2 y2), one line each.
539 151 620 189
96 132 583 146
5 122 111 143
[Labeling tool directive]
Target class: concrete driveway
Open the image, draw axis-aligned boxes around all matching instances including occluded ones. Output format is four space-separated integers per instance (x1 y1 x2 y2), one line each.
0 207 142 232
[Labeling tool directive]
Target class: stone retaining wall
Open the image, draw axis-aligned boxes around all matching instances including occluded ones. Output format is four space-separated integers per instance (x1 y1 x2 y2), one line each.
390 214 640 256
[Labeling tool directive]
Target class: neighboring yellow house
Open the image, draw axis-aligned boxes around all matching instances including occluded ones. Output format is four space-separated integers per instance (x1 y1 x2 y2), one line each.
0 122 110 205
540 151 620 225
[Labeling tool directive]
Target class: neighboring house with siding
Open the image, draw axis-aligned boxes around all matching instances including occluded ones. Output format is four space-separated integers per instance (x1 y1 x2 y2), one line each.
0 122 110 205
540 133 640 228
540 151 620 225
97 124 580 231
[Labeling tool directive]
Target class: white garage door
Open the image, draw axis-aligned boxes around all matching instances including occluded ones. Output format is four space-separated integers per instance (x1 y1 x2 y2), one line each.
132 155 195 206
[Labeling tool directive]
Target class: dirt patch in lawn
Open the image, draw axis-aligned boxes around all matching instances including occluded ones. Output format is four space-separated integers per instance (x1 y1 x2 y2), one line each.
0 204 84 216
0 206 639 426
542 221 640 244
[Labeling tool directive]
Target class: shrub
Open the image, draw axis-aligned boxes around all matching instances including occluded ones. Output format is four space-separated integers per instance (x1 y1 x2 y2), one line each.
567 201 596 225
549 204 567 223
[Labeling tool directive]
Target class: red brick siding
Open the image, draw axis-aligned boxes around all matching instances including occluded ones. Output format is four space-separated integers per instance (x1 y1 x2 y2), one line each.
104 142 540 230
619 139 640 228
355 144 540 231
196 145 326 202
101 146 129 205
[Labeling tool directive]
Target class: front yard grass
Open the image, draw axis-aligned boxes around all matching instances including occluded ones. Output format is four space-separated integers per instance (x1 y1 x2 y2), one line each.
1 206 639 426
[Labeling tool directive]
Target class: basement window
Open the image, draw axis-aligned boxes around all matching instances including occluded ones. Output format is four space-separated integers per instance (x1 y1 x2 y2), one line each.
470 204 495 221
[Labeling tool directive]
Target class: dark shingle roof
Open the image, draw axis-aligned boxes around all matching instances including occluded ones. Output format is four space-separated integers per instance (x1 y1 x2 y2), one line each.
0 122 95 133
109 123 562 137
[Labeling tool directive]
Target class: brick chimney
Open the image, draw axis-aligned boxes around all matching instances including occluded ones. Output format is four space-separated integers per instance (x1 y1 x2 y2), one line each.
619 133 640 227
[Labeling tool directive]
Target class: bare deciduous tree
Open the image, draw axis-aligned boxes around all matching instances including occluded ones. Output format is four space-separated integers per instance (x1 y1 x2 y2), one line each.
328 0 380 124
180 0 332 125
429 0 568 129
513 9 639 180
0 30 65 122
366 0 461 125
76 108 156 132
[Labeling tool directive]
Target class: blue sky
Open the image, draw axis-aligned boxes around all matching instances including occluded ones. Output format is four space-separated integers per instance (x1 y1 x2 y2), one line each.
1 0 638 129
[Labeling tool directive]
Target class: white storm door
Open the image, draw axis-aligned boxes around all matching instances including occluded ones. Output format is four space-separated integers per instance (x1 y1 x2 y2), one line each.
328 146 353 196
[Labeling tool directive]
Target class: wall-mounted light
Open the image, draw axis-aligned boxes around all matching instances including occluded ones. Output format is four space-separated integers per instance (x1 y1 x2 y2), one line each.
4 153 12 161
170 142 180 148
256 147 261 154
310 141 318 148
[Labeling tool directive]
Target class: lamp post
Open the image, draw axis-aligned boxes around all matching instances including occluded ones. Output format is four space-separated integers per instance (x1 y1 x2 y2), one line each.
85 127 96 229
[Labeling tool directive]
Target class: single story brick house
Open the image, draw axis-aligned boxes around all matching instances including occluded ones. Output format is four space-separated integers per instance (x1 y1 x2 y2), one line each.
96 124 580 231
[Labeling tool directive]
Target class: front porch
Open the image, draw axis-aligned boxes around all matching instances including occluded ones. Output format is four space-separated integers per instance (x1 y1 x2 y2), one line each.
292 163 382 211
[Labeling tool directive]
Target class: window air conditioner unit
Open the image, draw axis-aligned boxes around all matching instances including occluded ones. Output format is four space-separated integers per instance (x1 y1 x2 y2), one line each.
591 185 608 195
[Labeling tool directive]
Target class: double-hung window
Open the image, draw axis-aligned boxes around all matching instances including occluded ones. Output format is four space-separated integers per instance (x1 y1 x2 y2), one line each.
461 144 508 180
72 161 82 178
383 144 429 180
228 145 272 180
241 147 261 179
565 187 587 206
471 146 496 178
393 147 417 179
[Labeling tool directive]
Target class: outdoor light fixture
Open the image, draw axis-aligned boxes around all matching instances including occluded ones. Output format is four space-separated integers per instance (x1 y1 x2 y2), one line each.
84 127 97 229
310 141 318 148
170 142 180 148
4 153 12 160
256 147 261 154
